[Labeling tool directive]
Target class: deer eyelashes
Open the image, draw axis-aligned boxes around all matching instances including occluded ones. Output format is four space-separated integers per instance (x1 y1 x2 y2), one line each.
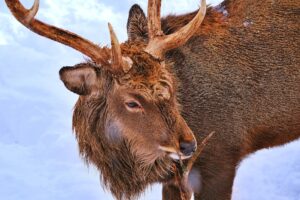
125 101 143 112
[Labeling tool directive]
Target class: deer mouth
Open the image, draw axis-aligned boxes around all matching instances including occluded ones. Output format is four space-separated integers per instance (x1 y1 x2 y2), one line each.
159 146 193 160
169 153 192 160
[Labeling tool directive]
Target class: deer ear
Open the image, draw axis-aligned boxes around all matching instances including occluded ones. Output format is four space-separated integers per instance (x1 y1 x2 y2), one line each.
127 4 148 42
59 65 98 95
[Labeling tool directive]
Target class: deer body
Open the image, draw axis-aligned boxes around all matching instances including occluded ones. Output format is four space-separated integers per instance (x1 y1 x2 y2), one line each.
159 0 300 199
5 0 300 199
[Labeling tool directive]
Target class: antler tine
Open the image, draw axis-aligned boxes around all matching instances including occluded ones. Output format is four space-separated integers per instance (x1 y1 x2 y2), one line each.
108 23 123 72
25 0 39 24
5 0 110 65
146 0 206 59
147 0 163 39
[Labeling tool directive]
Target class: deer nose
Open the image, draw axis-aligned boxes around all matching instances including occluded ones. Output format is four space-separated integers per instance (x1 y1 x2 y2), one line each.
179 140 197 156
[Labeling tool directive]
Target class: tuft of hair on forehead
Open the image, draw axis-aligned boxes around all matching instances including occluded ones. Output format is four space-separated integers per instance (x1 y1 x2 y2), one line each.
117 42 176 101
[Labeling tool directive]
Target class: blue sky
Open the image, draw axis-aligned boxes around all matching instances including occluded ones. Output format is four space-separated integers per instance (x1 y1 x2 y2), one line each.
0 0 299 200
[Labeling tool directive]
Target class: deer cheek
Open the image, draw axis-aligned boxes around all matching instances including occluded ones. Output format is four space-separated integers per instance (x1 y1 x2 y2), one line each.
105 119 123 143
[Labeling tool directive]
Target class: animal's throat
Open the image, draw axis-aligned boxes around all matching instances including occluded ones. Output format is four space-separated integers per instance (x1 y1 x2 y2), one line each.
94 142 176 199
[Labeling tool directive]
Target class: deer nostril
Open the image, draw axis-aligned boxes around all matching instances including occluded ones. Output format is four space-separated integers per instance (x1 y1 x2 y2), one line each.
179 140 197 156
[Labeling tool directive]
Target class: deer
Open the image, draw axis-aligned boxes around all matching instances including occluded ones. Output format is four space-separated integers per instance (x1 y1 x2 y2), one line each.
5 0 300 199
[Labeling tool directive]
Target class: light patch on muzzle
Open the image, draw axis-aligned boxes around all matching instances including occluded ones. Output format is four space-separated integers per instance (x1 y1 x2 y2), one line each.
159 146 192 160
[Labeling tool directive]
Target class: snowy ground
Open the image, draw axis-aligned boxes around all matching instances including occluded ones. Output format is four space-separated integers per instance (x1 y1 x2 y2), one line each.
0 0 299 200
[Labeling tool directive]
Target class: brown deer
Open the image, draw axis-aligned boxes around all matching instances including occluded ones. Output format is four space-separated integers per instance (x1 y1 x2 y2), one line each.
5 0 300 199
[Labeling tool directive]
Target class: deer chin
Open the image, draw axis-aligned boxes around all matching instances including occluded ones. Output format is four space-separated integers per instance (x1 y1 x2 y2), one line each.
159 146 192 160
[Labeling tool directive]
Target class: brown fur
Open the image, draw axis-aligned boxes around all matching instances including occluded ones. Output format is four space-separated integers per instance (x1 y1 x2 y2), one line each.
157 0 300 199
59 44 197 199
63 0 300 199
6 0 299 199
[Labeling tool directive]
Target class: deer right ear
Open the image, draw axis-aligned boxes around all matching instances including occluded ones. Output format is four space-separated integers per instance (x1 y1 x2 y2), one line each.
59 66 98 95
127 4 148 42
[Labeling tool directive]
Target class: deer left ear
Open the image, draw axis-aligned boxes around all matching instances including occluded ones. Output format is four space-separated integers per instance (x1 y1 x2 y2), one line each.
127 4 148 42
59 65 98 95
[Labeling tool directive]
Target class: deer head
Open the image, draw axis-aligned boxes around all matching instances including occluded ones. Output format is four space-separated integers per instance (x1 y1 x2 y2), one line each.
6 0 206 198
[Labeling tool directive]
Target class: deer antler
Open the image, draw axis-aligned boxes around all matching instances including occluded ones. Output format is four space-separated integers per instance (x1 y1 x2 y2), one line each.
108 23 133 73
145 0 207 59
108 23 123 72
5 0 110 65
147 0 163 39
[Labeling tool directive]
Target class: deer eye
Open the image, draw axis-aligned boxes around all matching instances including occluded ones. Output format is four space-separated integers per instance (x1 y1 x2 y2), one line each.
125 101 141 109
